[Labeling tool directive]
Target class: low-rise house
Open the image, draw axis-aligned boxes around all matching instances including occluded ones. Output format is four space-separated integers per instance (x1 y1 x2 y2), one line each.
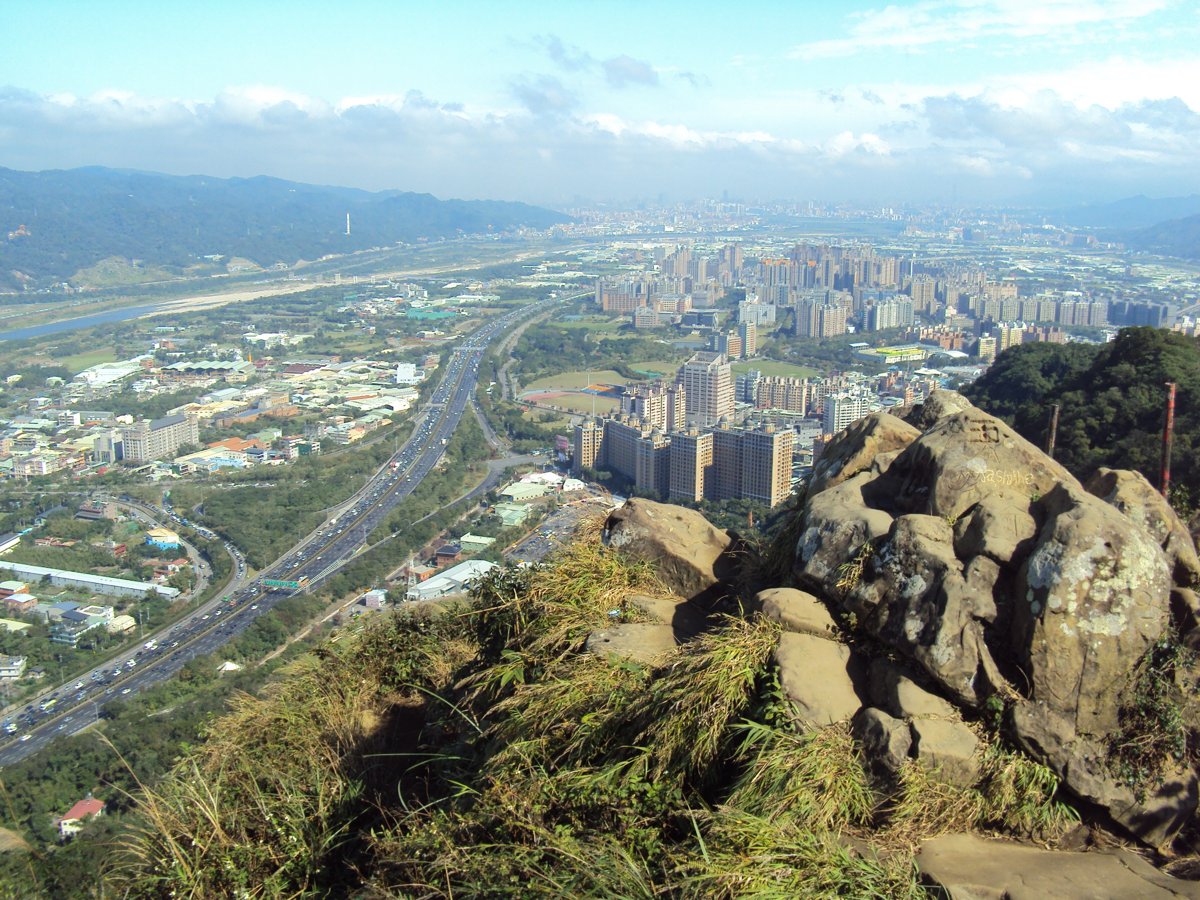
145 528 181 551
494 502 532 527
106 614 136 634
359 589 387 609
59 797 105 839
459 533 497 554
406 560 496 602
4 593 37 615
500 481 549 502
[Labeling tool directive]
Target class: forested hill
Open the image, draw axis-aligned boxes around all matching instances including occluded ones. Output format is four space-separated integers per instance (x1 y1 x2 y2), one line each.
1123 213 1200 260
0 166 571 289
962 327 1200 498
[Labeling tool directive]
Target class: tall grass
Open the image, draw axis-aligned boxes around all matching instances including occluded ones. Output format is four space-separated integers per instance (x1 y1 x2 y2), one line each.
633 616 782 783
681 810 928 900
469 519 672 675
725 721 874 832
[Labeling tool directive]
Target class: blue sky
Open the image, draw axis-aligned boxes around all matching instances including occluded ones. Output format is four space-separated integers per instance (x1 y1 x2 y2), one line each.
2 0 1198 206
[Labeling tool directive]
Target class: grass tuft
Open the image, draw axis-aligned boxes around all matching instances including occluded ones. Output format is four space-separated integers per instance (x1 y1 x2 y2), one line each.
724 721 874 833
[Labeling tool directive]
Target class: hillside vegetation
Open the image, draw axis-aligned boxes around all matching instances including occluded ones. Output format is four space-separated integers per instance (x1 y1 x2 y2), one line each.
0 166 570 290
963 327 1200 500
43 379 1200 898
109 508 1103 897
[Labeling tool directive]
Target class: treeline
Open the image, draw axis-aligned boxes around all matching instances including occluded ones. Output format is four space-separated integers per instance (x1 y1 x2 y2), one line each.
963 327 1200 498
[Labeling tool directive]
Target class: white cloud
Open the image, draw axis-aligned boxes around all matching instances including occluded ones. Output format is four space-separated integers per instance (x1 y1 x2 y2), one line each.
0 82 1196 205
791 0 1170 58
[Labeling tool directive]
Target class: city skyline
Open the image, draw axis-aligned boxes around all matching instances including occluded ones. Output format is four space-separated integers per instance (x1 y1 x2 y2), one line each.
2 1 1199 206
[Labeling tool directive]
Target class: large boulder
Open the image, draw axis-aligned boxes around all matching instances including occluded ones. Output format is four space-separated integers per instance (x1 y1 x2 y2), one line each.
918 832 1200 899
868 658 958 720
808 412 920 496
852 707 912 775
585 623 678 665
1086 467 1200 588
756 587 837 639
1014 485 1171 736
604 499 735 601
1012 702 1198 846
953 494 1039 566
875 406 1079 521
774 632 867 728
901 389 975 432
910 717 980 787
795 471 894 597
848 514 1002 706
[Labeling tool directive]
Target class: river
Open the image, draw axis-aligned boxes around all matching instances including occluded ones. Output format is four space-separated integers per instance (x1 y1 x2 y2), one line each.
0 302 168 342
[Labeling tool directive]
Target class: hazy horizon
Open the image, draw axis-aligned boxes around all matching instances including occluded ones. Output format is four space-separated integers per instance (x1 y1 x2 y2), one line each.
3 0 1199 208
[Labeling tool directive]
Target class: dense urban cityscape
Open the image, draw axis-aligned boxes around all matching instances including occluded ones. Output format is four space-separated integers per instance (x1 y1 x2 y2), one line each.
3 0 1200 895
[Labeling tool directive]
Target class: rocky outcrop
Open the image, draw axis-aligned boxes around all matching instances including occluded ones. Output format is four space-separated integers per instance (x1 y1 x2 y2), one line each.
585 623 679 665
756 587 837 638
808 412 920 496
774 632 867 728
918 832 1200 899
1087 467 1200 587
792 391 1200 842
604 498 736 601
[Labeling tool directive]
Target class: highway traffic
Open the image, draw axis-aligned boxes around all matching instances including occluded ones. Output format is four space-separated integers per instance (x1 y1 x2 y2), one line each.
0 293 568 766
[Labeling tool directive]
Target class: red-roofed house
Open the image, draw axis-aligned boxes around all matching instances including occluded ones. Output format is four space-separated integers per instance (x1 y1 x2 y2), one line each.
206 437 268 453
60 796 105 839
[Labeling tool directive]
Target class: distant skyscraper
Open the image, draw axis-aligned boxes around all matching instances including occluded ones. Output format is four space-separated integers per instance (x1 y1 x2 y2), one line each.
738 320 757 357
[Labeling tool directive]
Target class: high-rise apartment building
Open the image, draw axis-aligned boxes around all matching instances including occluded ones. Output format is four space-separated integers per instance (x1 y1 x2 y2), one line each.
822 393 872 435
741 424 795 507
572 419 603 474
866 297 915 332
621 382 686 433
668 428 714 503
755 376 810 414
120 414 199 463
795 291 849 339
710 423 743 501
634 430 671 496
679 352 733 428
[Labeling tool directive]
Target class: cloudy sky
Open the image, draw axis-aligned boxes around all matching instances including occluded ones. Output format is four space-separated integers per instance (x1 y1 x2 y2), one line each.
2 0 1198 207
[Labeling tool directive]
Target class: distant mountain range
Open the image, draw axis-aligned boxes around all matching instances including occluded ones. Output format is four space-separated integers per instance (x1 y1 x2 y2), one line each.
0 166 571 290
1054 194 1200 230
1046 194 1200 260
1121 213 1200 260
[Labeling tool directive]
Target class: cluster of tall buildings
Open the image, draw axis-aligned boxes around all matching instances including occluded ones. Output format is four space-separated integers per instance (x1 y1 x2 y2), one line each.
572 352 794 507
573 415 793 507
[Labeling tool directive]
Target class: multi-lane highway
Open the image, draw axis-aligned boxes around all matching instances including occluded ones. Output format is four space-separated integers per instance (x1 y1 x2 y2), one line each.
0 293 569 766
